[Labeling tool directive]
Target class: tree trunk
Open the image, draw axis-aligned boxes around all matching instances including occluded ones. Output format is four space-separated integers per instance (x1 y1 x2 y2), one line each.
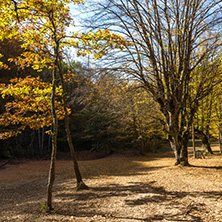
180 134 189 166
168 133 189 166
192 123 196 158
195 128 213 154
58 61 88 190
38 127 44 157
47 126 52 153
46 67 58 211
41 126 45 157
64 115 88 190
168 135 181 165
219 125 222 153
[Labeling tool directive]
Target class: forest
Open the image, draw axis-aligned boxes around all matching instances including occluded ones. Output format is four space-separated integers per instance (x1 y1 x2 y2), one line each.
1 0 222 221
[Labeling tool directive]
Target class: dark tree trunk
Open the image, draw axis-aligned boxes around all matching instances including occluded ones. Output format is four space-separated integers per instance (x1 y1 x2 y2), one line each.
166 111 190 166
64 115 88 190
58 60 88 190
180 133 189 166
192 123 196 157
46 67 58 211
168 122 190 166
195 128 213 154
38 127 44 157
218 125 222 153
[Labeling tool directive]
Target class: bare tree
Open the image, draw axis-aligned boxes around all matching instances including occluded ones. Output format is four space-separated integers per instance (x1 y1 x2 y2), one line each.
86 0 222 165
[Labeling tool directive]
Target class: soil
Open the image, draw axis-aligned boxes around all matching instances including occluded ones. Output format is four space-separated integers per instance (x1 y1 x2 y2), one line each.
1 146 222 221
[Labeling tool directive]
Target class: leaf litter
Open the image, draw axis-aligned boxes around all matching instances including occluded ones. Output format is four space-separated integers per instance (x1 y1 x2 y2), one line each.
0 148 222 221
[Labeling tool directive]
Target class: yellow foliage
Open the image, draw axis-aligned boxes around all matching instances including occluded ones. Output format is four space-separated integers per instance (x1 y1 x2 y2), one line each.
0 76 69 139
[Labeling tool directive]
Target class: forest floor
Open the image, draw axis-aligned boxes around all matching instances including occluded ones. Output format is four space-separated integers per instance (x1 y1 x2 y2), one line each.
1 145 222 221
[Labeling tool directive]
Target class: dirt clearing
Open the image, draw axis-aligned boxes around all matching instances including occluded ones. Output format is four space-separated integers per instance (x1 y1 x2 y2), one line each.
1 149 222 221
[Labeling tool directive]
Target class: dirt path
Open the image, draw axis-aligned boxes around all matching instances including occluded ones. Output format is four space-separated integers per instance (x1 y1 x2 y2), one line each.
1 150 222 221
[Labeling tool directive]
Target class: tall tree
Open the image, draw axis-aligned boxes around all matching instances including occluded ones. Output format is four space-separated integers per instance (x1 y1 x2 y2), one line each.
0 0 130 209
88 0 222 165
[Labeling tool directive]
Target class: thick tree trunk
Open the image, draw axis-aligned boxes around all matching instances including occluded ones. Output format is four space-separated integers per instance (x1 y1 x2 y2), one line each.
168 133 189 166
161 107 191 166
180 134 189 166
168 135 181 165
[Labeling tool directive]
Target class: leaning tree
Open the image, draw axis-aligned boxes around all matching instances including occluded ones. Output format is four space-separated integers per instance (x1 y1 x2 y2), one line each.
86 0 222 165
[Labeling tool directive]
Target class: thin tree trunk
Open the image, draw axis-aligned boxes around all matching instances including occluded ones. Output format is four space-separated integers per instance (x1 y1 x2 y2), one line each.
192 123 196 158
38 127 44 157
219 125 222 153
48 125 52 153
28 131 35 156
41 126 44 157
58 61 88 190
46 67 58 211
64 115 88 190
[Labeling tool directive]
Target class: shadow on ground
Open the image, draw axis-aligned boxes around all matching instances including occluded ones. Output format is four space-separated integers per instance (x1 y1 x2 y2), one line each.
51 181 220 221
1 151 222 221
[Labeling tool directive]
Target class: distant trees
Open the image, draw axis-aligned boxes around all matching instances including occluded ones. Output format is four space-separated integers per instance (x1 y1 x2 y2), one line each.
66 74 164 153
88 0 222 165
194 79 222 153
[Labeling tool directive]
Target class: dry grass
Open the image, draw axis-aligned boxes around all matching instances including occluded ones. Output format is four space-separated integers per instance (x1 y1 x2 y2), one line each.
1 147 222 221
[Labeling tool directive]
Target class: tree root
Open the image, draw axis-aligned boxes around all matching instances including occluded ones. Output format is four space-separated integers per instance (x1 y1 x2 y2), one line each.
75 181 89 191
174 160 180 166
180 161 190 167
174 160 190 167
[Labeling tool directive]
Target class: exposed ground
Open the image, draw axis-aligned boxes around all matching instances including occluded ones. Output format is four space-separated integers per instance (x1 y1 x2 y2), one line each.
1 145 222 221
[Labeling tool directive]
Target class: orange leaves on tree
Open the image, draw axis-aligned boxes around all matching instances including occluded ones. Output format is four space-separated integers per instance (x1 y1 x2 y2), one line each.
63 70 77 82
0 0 132 139
0 76 70 139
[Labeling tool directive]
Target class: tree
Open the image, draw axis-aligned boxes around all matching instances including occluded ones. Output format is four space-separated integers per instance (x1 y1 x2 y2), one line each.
0 0 131 210
88 0 222 165
0 0 87 210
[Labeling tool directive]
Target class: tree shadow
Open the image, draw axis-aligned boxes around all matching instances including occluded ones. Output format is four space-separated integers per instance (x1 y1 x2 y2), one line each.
53 181 221 222
190 164 222 170
1 151 222 221
1 174 221 221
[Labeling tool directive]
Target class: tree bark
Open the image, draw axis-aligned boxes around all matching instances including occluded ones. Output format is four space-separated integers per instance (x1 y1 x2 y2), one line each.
64 115 88 190
58 61 88 190
195 128 213 154
167 117 190 166
219 125 222 153
180 134 189 166
168 135 181 165
46 67 58 211
166 110 190 166
192 123 196 158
